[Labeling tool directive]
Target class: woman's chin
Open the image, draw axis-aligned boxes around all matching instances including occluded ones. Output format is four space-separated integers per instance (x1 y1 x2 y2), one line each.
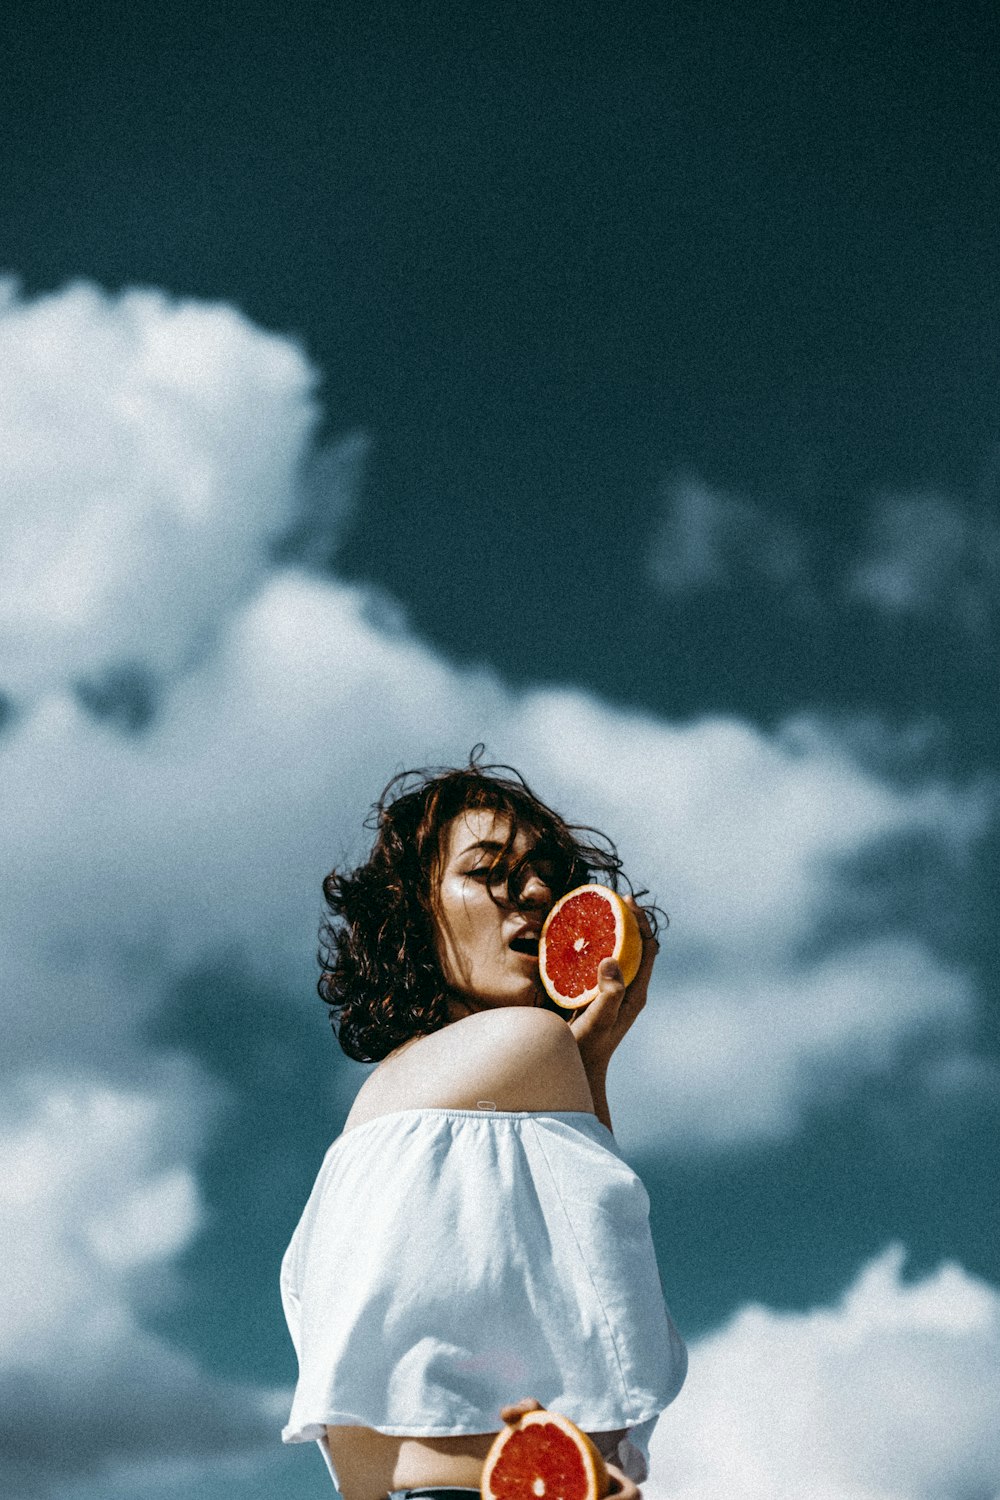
503 972 545 1007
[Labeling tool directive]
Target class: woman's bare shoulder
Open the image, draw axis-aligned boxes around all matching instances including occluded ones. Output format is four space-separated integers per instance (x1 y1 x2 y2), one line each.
343 1007 593 1131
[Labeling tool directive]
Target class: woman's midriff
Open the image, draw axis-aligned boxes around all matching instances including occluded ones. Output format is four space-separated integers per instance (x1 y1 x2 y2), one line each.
324 1424 628 1500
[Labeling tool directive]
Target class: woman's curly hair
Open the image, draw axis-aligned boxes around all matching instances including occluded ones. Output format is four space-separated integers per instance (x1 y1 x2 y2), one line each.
318 750 660 1062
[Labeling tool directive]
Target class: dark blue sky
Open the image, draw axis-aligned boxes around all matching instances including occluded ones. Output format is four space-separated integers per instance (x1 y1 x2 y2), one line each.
6 1 999 660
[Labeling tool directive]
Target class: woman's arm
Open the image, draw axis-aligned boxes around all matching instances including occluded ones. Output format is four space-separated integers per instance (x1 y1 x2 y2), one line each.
566 896 660 1136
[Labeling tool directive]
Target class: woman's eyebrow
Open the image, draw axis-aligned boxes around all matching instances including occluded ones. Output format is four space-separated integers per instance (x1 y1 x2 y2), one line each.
457 837 549 860
457 839 507 858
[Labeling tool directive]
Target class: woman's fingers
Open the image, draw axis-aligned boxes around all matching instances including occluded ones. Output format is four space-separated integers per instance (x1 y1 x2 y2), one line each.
586 894 659 1007
569 891 659 1064
597 955 626 1004
498 1396 544 1425
604 1461 642 1500
595 900 657 1002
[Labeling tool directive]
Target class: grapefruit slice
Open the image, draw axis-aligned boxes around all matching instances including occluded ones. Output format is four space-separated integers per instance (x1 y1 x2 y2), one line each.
481 1408 610 1500
539 885 642 1010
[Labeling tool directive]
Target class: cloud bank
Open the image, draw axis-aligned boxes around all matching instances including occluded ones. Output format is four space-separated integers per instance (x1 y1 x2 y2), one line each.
647 1244 1000 1500
2 569 990 1147
0 1074 280 1498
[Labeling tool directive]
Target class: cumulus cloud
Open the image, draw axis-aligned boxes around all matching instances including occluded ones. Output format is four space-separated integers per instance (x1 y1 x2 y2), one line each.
646 1245 1000 1500
0 279 322 703
617 940 974 1148
1 568 991 1145
0 570 512 1073
510 696 991 1147
648 472 1000 638
0 1074 281 1497
648 474 810 600
846 491 1000 634
512 701 990 966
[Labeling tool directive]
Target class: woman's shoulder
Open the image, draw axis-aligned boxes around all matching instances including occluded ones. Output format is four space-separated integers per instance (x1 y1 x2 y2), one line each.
343 1006 593 1132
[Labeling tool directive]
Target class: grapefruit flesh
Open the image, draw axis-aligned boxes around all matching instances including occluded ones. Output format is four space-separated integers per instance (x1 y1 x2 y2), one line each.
539 885 643 1009
481 1410 609 1500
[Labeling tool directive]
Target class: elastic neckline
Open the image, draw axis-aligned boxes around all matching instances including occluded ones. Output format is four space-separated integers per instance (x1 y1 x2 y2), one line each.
336 1106 611 1144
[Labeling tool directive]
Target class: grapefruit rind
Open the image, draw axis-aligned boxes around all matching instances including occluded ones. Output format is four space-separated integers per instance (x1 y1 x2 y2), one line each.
480 1408 610 1500
538 885 643 1010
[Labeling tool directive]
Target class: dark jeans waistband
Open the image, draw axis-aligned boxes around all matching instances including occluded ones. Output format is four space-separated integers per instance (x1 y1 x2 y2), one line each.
387 1489 482 1499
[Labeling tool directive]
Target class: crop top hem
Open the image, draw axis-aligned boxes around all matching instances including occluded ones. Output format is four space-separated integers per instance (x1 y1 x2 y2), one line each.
283 1408 666 1444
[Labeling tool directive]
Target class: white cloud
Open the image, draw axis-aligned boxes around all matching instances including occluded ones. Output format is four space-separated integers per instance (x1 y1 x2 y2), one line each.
846 492 1000 634
646 1245 1000 1500
1 569 990 1147
512 700 990 966
648 472 1000 639
0 279 321 698
509 696 990 1148
615 940 974 1148
648 475 809 599
0 1074 281 1496
0 569 511 1045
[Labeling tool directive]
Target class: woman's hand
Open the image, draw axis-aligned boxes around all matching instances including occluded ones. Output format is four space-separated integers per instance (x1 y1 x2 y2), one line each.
566 895 659 1078
498 1399 642 1500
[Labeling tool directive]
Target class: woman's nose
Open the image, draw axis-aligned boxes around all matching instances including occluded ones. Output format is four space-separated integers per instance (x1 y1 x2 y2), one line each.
519 869 551 906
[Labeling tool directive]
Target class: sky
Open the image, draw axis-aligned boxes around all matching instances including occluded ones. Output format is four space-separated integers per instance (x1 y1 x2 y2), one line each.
2 3 998 1497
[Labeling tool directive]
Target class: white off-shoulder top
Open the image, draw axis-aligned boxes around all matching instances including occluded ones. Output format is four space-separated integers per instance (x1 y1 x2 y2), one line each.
280 1108 687 1487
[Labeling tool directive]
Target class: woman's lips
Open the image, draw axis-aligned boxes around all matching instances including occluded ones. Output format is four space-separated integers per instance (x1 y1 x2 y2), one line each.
509 935 540 957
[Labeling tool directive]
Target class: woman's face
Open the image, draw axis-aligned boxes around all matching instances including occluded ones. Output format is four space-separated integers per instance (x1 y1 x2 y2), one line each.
431 807 558 1017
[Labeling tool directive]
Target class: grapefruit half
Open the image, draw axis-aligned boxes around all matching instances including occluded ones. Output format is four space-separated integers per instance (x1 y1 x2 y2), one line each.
539 885 643 1010
481 1408 610 1500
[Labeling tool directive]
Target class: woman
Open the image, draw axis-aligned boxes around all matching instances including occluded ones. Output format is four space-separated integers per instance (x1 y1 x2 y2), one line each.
280 758 687 1500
